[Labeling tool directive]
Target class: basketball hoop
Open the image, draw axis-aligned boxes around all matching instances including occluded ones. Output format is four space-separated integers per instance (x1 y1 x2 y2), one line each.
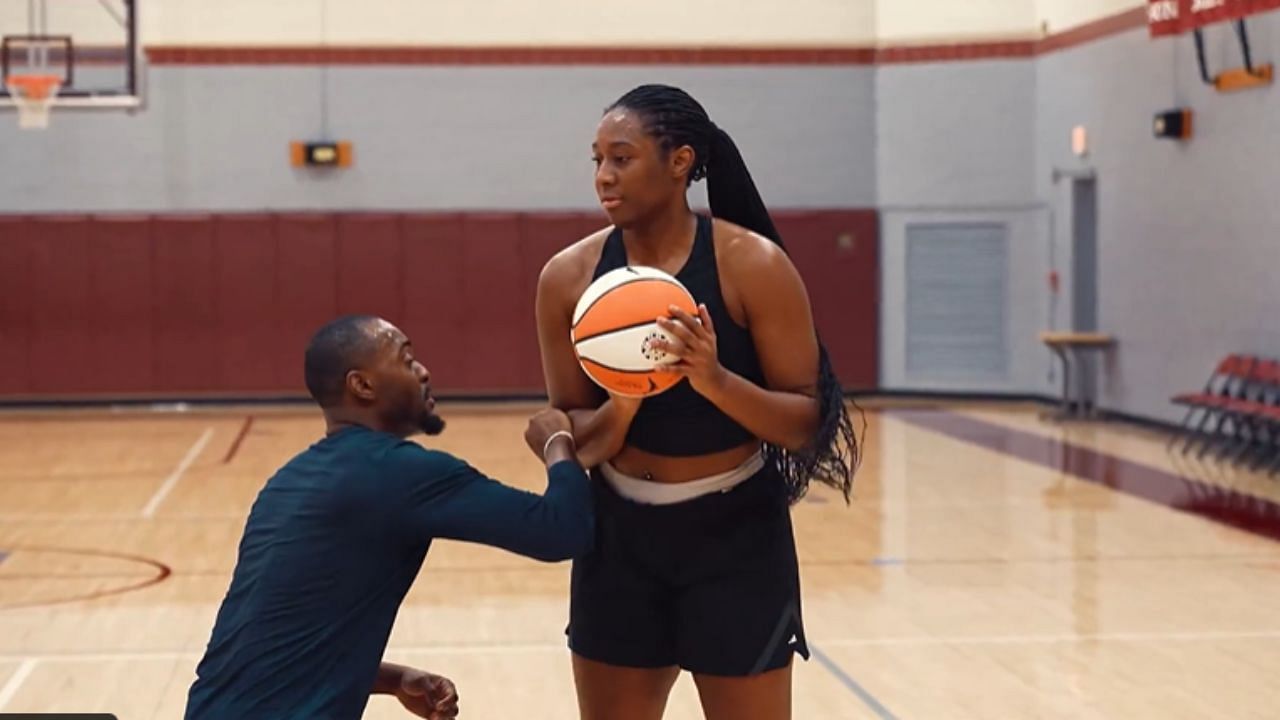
6 74 61 128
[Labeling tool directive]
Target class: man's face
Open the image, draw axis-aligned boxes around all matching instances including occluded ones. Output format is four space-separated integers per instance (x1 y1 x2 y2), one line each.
361 320 444 437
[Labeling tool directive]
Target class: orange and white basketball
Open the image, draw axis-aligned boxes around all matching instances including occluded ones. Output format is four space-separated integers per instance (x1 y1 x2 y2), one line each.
571 266 697 398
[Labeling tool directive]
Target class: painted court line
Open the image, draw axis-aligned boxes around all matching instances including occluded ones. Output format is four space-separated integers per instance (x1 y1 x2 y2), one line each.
810 643 898 720
0 658 37 712
819 629 1280 648
0 513 248 522
890 409 1280 544
140 427 213 518
221 415 254 464
7 629 1280 665
0 642 568 663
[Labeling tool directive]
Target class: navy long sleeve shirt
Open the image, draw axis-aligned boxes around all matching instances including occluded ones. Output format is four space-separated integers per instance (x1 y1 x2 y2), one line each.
185 425 592 719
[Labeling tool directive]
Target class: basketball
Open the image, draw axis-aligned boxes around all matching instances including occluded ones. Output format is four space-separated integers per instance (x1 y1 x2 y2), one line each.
571 266 698 398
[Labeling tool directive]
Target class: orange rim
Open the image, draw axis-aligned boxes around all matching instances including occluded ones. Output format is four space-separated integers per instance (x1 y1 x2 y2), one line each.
6 74 62 100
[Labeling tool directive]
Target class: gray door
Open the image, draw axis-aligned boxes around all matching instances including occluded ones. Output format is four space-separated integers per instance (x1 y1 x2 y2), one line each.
1072 178 1098 333
1071 177 1100 407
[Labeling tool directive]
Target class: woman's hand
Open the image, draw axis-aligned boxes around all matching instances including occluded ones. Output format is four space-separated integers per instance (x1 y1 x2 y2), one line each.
652 303 728 398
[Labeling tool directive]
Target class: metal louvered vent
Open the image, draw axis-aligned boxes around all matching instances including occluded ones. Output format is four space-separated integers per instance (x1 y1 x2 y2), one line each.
905 222 1009 379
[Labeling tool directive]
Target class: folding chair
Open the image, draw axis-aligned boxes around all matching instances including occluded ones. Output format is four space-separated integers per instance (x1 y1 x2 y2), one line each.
1171 354 1256 456
1214 358 1279 467
1238 359 1280 474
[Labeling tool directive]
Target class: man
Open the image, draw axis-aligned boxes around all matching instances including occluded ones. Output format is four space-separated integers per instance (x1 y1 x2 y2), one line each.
185 315 591 719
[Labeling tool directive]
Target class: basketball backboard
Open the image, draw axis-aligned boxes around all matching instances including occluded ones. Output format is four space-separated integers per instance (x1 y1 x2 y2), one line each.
0 0 143 120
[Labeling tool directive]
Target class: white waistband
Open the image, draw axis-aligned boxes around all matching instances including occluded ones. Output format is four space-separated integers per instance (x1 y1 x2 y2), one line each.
599 451 765 506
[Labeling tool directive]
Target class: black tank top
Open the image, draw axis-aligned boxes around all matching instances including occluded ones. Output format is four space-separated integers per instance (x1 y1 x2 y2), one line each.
591 214 766 457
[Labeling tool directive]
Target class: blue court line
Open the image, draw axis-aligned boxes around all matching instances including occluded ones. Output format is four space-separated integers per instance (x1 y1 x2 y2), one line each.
0 550 7 565
810 643 899 720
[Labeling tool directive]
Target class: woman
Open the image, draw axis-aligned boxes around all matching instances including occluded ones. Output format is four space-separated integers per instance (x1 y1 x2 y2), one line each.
535 84 860 720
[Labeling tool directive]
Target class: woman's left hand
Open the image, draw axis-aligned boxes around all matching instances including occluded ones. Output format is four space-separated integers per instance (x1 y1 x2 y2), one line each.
653 304 728 397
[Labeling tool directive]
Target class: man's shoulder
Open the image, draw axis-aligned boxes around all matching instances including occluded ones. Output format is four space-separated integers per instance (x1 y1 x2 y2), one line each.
314 427 454 464
376 439 473 479
267 430 464 488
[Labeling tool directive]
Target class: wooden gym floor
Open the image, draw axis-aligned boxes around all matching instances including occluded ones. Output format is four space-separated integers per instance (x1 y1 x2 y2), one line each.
1 400 1279 719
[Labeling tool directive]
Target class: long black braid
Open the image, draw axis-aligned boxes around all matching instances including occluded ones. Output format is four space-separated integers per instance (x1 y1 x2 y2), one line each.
606 84 864 504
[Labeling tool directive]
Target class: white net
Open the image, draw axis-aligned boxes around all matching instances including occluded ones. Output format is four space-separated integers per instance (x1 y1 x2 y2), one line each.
6 74 61 129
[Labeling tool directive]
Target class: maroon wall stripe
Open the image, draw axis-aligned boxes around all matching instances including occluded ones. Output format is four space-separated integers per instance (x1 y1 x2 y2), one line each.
875 40 1037 64
145 46 878 66
0 8 1152 70
138 9 1148 68
1036 7 1150 55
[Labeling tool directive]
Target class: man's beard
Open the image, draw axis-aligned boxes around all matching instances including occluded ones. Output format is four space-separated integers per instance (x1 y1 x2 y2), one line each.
420 411 446 436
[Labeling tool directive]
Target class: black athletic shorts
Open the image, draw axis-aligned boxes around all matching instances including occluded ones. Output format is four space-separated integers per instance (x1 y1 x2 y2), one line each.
566 462 809 676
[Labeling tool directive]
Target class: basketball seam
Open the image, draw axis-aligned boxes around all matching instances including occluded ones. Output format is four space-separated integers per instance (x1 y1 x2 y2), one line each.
571 275 689 330
579 357 674 376
573 318 664 344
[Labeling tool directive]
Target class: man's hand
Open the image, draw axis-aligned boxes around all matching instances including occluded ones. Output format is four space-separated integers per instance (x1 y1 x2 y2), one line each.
525 407 575 463
394 667 459 719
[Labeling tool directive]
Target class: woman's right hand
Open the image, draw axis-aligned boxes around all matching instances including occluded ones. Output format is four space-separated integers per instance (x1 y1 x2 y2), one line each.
535 239 646 469
567 393 643 468
606 392 643 420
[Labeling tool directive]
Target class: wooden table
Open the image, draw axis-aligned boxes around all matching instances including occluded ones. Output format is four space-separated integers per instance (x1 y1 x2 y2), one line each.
1040 331 1115 419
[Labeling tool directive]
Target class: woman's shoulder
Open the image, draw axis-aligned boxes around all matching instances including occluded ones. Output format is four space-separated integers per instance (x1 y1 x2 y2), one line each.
537 225 613 298
709 217 791 279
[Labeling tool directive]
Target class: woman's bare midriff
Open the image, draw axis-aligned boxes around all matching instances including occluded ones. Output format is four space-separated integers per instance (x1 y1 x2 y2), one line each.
609 440 761 484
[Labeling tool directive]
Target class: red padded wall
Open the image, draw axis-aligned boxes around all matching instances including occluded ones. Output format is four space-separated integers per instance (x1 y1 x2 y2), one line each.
775 210 879 390
401 214 467 394
215 215 278 392
0 210 879 399
89 216 155 393
274 215 338 392
26 217 93 395
153 216 219 393
459 214 526 392
0 218 31 395
517 213 605 389
337 214 403 322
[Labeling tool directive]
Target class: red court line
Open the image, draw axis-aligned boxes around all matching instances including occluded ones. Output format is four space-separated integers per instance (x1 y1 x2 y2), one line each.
222 415 254 464
0 546 171 611
891 409 1280 544
146 46 877 66
0 573 156 580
